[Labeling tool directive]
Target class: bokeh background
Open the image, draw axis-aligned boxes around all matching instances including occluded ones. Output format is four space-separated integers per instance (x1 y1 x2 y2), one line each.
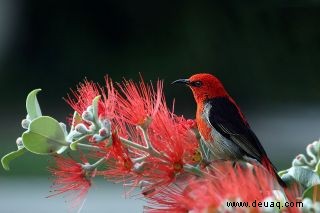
1 0 320 212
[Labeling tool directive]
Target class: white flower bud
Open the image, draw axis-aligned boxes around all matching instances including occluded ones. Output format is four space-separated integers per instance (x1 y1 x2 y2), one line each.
16 137 24 149
82 111 93 122
21 119 30 129
75 123 89 134
306 143 317 163
100 118 111 130
99 128 110 138
292 154 307 167
92 134 104 142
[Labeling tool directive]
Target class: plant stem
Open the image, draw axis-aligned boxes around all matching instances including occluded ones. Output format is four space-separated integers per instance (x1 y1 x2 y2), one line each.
76 143 101 151
69 135 90 150
183 164 204 177
90 157 105 169
137 126 162 158
120 136 165 159
132 155 148 163
83 157 106 171
120 137 149 152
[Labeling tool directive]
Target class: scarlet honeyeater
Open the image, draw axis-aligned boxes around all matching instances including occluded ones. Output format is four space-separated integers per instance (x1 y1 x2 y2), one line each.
172 73 286 187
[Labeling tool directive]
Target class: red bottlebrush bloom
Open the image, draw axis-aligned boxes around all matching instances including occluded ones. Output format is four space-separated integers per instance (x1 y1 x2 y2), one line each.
65 76 117 121
65 79 101 115
98 131 134 180
136 157 180 197
115 76 163 126
124 105 199 196
172 116 200 164
98 76 117 119
145 162 298 213
148 103 199 169
47 156 95 208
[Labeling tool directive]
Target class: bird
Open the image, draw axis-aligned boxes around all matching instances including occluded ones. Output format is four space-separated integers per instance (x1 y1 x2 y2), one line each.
172 73 286 187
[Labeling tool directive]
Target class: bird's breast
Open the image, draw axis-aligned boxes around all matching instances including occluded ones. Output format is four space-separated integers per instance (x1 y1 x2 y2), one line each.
196 103 243 160
196 106 214 142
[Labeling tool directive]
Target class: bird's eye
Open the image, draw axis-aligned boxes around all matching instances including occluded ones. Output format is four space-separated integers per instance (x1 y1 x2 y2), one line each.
191 81 202 87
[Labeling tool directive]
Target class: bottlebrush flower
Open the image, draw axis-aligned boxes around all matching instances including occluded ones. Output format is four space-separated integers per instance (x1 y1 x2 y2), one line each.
115 76 163 127
135 157 182 197
99 76 117 119
97 131 135 182
65 79 101 115
123 105 200 196
65 76 117 121
47 156 95 208
145 162 299 213
147 103 199 168
94 86 199 197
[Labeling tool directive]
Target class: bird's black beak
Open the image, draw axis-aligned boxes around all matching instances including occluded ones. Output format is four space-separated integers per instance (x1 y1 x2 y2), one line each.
171 79 190 85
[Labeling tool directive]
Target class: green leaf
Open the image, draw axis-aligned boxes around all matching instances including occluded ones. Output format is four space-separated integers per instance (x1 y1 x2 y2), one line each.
22 116 68 155
288 166 320 188
26 89 42 120
1 148 26 171
303 184 320 201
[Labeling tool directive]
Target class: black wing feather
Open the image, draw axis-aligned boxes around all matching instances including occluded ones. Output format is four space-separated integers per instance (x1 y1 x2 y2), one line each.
204 97 267 163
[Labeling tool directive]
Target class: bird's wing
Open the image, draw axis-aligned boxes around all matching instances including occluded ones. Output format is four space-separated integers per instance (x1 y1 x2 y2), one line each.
204 97 267 162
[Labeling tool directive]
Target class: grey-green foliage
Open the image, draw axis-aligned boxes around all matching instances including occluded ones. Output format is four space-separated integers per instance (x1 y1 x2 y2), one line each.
279 140 320 201
1 89 69 170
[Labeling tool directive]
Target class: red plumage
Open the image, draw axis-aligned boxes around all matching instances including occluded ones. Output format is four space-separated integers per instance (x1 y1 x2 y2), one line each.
173 73 286 187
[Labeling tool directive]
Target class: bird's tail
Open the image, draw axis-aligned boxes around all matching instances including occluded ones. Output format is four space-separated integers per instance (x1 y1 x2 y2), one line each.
261 156 302 207
261 156 287 188
261 156 302 200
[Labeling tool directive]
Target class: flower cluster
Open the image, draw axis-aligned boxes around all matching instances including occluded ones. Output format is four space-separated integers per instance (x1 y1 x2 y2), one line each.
2 74 320 212
47 156 95 209
60 75 200 208
145 162 299 213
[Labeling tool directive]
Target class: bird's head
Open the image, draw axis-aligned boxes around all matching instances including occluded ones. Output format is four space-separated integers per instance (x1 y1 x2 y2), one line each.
172 73 228 103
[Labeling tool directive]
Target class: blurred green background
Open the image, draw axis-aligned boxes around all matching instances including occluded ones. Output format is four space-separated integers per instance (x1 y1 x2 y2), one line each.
1 0 320 212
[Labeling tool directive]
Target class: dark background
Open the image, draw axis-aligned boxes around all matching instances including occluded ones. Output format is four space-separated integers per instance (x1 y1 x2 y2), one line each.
1 0 320 173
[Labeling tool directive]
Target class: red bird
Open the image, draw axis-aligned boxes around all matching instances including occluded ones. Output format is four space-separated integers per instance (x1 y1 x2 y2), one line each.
172 73 286 186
